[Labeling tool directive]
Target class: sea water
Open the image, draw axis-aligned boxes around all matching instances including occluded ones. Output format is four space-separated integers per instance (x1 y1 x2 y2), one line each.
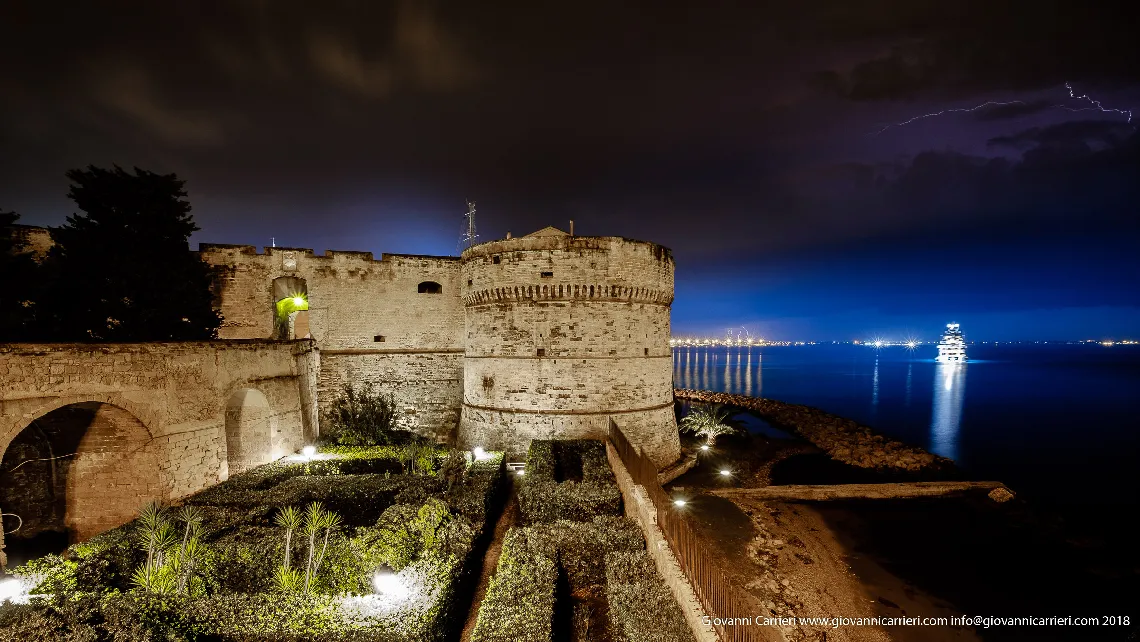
672 343 1140 506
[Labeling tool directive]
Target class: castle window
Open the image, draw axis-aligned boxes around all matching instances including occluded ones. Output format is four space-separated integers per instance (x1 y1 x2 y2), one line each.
418 281 443 294
492 255 501 265
374 335 386 342
536 348 546 357
644 348 649 356
468 279 473 286
540 271 553 278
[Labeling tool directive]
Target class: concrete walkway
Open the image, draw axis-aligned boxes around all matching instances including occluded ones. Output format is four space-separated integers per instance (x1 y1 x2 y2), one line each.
709 481 1009 501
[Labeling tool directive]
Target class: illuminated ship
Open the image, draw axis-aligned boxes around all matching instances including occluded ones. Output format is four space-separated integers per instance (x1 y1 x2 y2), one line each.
935 323 967 363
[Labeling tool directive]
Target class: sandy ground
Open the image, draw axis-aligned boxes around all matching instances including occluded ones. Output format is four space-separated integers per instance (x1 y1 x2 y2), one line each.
732 496 980 642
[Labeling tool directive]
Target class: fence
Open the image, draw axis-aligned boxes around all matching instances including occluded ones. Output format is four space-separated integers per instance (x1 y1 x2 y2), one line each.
609 421 764 642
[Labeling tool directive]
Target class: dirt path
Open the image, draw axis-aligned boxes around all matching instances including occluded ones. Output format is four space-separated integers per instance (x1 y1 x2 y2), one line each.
733 497 980 642
459 482 519 642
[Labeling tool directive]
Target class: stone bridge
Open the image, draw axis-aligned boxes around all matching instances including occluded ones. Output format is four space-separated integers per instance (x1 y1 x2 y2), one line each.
0 340 319 566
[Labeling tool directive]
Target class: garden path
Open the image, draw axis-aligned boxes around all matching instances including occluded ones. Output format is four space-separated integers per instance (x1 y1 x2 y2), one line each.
458 480 520 642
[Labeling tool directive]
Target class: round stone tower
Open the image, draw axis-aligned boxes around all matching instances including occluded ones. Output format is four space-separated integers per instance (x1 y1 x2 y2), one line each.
459 227 680 466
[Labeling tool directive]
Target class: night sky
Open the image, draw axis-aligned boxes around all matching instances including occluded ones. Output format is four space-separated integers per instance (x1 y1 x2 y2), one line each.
3 1 1139 341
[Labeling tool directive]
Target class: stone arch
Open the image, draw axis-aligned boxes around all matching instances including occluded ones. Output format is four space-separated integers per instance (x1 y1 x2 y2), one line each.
0 401 164 547
224 388 276 477
418 281 443 294
273 276 310 340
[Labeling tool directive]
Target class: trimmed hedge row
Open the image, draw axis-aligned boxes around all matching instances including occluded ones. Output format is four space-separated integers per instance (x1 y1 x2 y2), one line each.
605 551 694 642
2 448 506 642
471 517 675 642
469 528 558 642
517 440 622 524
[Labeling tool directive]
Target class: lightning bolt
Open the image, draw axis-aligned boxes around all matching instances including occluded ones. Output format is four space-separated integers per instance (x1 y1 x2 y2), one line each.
871 101 1030 135
1064 82 1133 123
871 82 1134 135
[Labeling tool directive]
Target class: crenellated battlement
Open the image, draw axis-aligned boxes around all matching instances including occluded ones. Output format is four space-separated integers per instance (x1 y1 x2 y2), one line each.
463 283 673 306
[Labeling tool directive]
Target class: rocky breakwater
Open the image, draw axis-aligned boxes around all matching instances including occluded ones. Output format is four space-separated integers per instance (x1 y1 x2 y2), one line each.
675 389 956 473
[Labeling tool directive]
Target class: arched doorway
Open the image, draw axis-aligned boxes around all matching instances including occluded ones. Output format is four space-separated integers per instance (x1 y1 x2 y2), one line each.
273 276 310 340
0 402 163 555
225 388 276 476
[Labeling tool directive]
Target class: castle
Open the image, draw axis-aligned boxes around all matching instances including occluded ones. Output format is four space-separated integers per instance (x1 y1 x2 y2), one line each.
0 225 679 562
200 226 680 464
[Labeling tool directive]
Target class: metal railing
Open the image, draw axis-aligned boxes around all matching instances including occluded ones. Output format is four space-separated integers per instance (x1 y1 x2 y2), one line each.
609 421 764 642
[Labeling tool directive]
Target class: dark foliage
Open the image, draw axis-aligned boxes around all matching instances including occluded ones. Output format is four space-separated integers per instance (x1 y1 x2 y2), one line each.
0 446 508 641
0 209 41 341
518 440 622 524
34 165 222 341
320 383 411 446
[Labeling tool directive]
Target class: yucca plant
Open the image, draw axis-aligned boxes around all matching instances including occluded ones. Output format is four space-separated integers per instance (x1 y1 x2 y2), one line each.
301 501 342 594
274 565 303 593
131 561 177 594
275 506 303 570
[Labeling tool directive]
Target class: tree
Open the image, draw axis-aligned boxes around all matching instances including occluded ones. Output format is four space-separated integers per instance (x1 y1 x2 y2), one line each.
679 404 737 445
40 166 222 341
0 208 40 341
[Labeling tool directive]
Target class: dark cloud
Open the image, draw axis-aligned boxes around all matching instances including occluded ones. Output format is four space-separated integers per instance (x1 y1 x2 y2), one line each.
988 120 1134 152
817 2 1140 101
1 0 1138 337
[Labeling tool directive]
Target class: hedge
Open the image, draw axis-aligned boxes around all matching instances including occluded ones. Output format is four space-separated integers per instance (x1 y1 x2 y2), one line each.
1 446 506 642
605 550 694 642
469 528 558 642
517 440 622 524
471 517 652 642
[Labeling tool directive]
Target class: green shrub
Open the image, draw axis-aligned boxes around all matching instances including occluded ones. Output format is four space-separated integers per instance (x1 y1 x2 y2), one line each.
470 529 557 642
1 446 507 642
605 550 694 642
534 517 644 586
321 383 409 446
518 440 621 524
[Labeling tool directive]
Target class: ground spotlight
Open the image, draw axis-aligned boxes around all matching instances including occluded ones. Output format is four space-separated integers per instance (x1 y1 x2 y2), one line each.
372 572 407 599
673 499 687 507
292 296 305 307
473 446 488 460
0 578 26 604
516 469 525 476
302 445 316 459
719 469 732 477
700 444 710 451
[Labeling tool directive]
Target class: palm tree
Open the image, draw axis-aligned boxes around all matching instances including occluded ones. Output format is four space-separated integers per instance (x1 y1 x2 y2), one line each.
679 404 736 445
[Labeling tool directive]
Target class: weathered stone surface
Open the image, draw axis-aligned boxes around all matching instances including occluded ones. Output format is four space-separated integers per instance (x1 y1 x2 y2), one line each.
199 246 464 443
458 235 681 466
0 340 317 546
988 486 1016 503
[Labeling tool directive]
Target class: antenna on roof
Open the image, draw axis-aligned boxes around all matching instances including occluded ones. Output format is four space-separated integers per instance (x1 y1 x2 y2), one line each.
271 237 276 248
459 200 478 251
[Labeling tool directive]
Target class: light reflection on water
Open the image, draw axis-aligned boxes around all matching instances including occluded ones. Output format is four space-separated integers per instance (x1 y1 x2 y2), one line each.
670 344 1140 504
930 363 966 461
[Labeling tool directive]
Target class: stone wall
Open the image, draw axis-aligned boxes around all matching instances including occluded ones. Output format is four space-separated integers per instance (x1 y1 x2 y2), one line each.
317 351 462 442
0 340 317 553
458 235 680 466
199 245 464 441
